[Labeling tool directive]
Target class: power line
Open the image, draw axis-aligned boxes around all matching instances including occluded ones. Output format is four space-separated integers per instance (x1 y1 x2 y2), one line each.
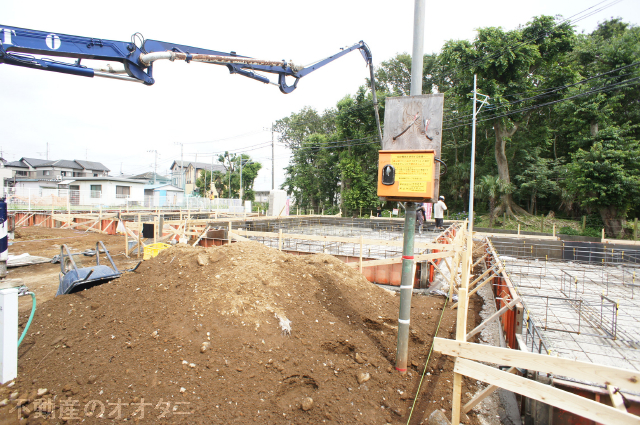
443 75 640 131
442 62 640 125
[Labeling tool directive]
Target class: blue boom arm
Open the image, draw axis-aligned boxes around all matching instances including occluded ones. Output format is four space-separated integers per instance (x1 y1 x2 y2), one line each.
0 25 372 93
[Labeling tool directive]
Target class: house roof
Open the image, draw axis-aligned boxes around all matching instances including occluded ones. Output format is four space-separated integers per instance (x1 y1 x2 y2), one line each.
144 183 184 192
57 177 145 184
5 160 28 168
21 157 51 167
130 171 170 180
75 160 110 172
9 157 110 172
47 159 83 169
171 160 225 172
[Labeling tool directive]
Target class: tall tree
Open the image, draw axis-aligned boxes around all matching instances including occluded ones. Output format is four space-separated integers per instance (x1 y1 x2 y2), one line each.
205 152 261 200
441 15 575 216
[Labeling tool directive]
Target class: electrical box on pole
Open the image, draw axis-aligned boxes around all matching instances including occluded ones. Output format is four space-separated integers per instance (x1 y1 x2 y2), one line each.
377 94 444 202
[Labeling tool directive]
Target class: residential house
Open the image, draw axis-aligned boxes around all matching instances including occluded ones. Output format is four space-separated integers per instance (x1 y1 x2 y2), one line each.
143 183 184 207
12 177 145 206
170 160 225 196
4 157 110 181
0 158 12 190
128 172 171 185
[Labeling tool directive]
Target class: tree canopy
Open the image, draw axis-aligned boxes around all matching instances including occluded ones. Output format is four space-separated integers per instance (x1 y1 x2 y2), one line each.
275 16 640 235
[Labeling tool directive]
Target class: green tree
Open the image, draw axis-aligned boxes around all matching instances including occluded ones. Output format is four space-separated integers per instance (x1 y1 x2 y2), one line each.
566 129 640 237
195 169 225 198
441 15 575 217
206 152 261 200
475 175 513 227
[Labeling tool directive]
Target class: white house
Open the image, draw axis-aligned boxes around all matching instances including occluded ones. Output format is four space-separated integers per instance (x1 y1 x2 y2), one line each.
143 184 184 207
57 177 145 206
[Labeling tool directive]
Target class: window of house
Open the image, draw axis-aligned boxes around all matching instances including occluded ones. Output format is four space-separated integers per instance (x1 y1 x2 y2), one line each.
16 170 27 176
43 170 51 176
90 185 102 198
94 173 98 177
61 171 67 177
116 186 131 198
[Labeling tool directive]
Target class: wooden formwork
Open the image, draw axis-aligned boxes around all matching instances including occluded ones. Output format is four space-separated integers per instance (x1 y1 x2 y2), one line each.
437 236 640 425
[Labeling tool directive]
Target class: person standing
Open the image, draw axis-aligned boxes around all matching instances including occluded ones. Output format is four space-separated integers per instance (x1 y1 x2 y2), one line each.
434 195 447 230
416 203 426 234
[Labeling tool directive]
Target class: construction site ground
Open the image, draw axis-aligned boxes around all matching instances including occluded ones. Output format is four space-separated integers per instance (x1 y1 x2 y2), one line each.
2 227 491 425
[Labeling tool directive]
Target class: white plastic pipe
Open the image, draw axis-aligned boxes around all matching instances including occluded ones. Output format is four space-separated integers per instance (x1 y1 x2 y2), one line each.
0 288 19 384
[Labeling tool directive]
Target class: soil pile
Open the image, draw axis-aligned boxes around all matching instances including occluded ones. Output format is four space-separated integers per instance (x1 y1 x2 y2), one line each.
1 241 483 424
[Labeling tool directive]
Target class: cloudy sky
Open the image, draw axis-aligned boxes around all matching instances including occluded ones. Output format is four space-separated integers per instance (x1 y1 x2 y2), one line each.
1 0 637 190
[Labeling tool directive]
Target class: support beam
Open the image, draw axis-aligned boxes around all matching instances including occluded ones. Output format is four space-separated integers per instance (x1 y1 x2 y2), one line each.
434 338 640 392
346 251 455 268
454 358 638 425
463 367 517 413
608 385 628 412
466 297 521 341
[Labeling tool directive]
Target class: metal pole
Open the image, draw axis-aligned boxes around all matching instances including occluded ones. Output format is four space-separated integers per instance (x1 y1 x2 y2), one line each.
410 0 426 96
468 74 478 250
272 125 276 190
240 160 243 201
395 0 425 373
396 202 417 372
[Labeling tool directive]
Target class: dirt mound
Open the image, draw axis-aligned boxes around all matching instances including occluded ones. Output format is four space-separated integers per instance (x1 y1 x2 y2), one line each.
1 241 483 424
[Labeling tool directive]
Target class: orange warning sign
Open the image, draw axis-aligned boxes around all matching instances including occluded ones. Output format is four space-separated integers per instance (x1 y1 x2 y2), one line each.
377 150 435 201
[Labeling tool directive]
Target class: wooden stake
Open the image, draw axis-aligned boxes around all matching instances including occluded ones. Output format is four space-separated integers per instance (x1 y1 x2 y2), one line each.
359 235 363 273
553 224 556 237
518 224 521 235
451 286 469 425
125 225 129 257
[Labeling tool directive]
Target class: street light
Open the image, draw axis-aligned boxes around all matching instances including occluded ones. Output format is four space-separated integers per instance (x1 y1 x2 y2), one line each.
239 158 253 201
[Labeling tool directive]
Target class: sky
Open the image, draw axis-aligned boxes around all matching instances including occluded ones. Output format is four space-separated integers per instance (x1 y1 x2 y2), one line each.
1 0 638 191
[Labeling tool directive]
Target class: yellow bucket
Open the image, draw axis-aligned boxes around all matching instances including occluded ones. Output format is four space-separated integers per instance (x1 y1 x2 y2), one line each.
143 243 171 260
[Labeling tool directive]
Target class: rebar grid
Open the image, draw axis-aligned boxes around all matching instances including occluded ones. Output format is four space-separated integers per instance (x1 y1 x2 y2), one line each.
238 218 445 259
494 244 640 371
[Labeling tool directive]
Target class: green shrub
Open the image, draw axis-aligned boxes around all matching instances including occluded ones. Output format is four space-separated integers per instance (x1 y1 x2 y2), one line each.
559 226 580 235
581 227 601 238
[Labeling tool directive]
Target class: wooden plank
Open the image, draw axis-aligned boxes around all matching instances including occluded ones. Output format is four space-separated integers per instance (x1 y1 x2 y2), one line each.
345 251 454 268
466 297 521 340
454 358 638 425
434 338 640 393
192 225 211 247
451 283 469 425
608 385 628 412
469 266 498 289
463 367 517 413
475 231 560 241
451 272 500 309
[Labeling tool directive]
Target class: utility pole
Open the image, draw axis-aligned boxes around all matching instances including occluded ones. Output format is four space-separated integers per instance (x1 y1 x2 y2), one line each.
272 124 276 191
239 158 252 201
147 150 158 184
395 0 425 374
468 75 489 252
174 142 185 190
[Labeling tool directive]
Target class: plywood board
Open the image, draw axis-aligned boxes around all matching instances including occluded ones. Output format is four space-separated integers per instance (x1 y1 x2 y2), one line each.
382 94 444 198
